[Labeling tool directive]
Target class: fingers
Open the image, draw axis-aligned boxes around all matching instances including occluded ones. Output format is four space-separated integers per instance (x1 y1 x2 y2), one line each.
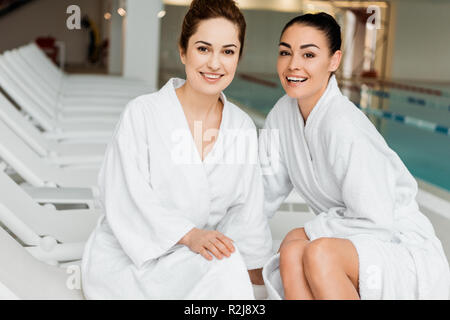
206 242 224 260
210 238 231 257
195 231 236 261
199 247 213 261
217 233 235 253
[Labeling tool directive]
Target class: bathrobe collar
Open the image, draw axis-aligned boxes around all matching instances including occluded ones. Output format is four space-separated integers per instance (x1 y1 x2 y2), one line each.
288 74 344 213
304 74 341 132
162 78 230 165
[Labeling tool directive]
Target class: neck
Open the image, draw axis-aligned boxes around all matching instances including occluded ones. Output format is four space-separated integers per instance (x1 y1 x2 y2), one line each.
176 80 222 119
297 79 329 124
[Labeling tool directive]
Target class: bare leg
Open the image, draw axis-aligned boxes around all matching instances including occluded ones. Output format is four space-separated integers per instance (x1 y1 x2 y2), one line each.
278 227 310 252
279 228 313 300
303 238 360 300
248 268 264 285
279 239 314 299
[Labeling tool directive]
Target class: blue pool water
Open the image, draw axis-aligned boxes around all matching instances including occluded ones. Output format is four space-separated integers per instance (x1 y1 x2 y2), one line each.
224 75 450 191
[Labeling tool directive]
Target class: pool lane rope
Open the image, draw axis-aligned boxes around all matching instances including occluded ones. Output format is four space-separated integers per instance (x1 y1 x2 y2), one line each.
355 103 450 137
341 83 450 112
369 89 450 112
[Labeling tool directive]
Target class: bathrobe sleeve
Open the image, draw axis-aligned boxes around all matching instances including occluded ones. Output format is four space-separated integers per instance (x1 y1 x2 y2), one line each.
98 101 196 268
217 125 273 269
259 115 294 219
304 126 399 241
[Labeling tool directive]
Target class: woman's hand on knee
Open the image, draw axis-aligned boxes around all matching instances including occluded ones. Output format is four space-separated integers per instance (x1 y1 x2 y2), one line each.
178 228 235 261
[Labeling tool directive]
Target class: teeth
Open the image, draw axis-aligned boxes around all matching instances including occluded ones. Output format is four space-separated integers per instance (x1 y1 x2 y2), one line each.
287 76 307 82
203 73 221 79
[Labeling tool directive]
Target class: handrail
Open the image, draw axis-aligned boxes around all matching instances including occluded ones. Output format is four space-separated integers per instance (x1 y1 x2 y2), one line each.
339 76 449 98
0 0 36 18
341 82 450 112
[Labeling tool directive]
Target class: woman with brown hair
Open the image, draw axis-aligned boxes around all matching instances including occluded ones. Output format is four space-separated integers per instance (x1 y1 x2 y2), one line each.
260 12 449 300
81 0 273 299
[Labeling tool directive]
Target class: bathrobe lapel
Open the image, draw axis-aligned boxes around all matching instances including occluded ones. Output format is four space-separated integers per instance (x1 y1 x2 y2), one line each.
288 76 343 213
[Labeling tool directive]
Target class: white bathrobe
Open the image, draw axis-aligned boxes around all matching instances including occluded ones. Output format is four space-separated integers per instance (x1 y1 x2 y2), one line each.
260 75 450 300
81 78 273 299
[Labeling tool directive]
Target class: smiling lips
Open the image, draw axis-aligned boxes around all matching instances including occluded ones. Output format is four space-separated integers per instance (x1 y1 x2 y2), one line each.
200 72 224 83
285 75 308 87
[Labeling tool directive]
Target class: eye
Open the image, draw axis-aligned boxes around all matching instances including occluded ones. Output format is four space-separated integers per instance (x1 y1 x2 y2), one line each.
197 46 209 53
304 52 315 58
279 50 290 56
224 49 235 55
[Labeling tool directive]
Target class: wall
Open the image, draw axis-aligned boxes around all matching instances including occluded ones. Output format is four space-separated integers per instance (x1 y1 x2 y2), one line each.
390 0 450 82
164 0 333 13
0 0 104 65
4 0 448 82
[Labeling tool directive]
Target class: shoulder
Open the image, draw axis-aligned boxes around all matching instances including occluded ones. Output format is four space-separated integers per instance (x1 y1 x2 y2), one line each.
119 84 173 123
320 94 376 143
318 94 390 165
118 95 147 126
113 92 159 139
123 92 159 115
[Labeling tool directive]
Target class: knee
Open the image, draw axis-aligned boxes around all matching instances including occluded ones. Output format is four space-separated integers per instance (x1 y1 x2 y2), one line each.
283 228 308 243
279 240 306 267
303 238 335 278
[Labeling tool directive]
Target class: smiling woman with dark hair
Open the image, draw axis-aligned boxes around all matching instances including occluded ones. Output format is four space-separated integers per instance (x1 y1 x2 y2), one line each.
81 0 272 299
260 12 449 300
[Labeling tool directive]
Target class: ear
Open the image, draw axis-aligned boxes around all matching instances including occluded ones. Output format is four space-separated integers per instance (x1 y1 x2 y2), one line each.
178 45 186 65
328 50 342 73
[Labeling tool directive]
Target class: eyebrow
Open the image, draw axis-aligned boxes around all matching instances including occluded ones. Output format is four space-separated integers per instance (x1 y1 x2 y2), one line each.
195 40 237 48
279 42 320 50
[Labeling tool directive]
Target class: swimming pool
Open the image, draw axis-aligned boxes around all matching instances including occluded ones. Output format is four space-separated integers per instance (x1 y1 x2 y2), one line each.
224 74 450 192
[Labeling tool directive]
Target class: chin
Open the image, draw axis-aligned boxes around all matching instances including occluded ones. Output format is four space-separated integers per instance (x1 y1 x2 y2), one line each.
193 77 231 96
201 83 227 95
283 86 304 100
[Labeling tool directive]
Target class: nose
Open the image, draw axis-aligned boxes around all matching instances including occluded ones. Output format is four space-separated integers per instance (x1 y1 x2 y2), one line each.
287 53 303 71
207 52 221 71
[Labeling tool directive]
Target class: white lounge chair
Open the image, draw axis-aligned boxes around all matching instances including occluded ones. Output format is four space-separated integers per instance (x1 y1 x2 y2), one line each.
0 221 268 300
0 166 100 269
0 59 118 124
0 196 312 300
0 93 106 166
1 50 130 116
0 118 99 188
0 67 116 141
20 43 153 98
0 226 85 299
0 169 99 246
